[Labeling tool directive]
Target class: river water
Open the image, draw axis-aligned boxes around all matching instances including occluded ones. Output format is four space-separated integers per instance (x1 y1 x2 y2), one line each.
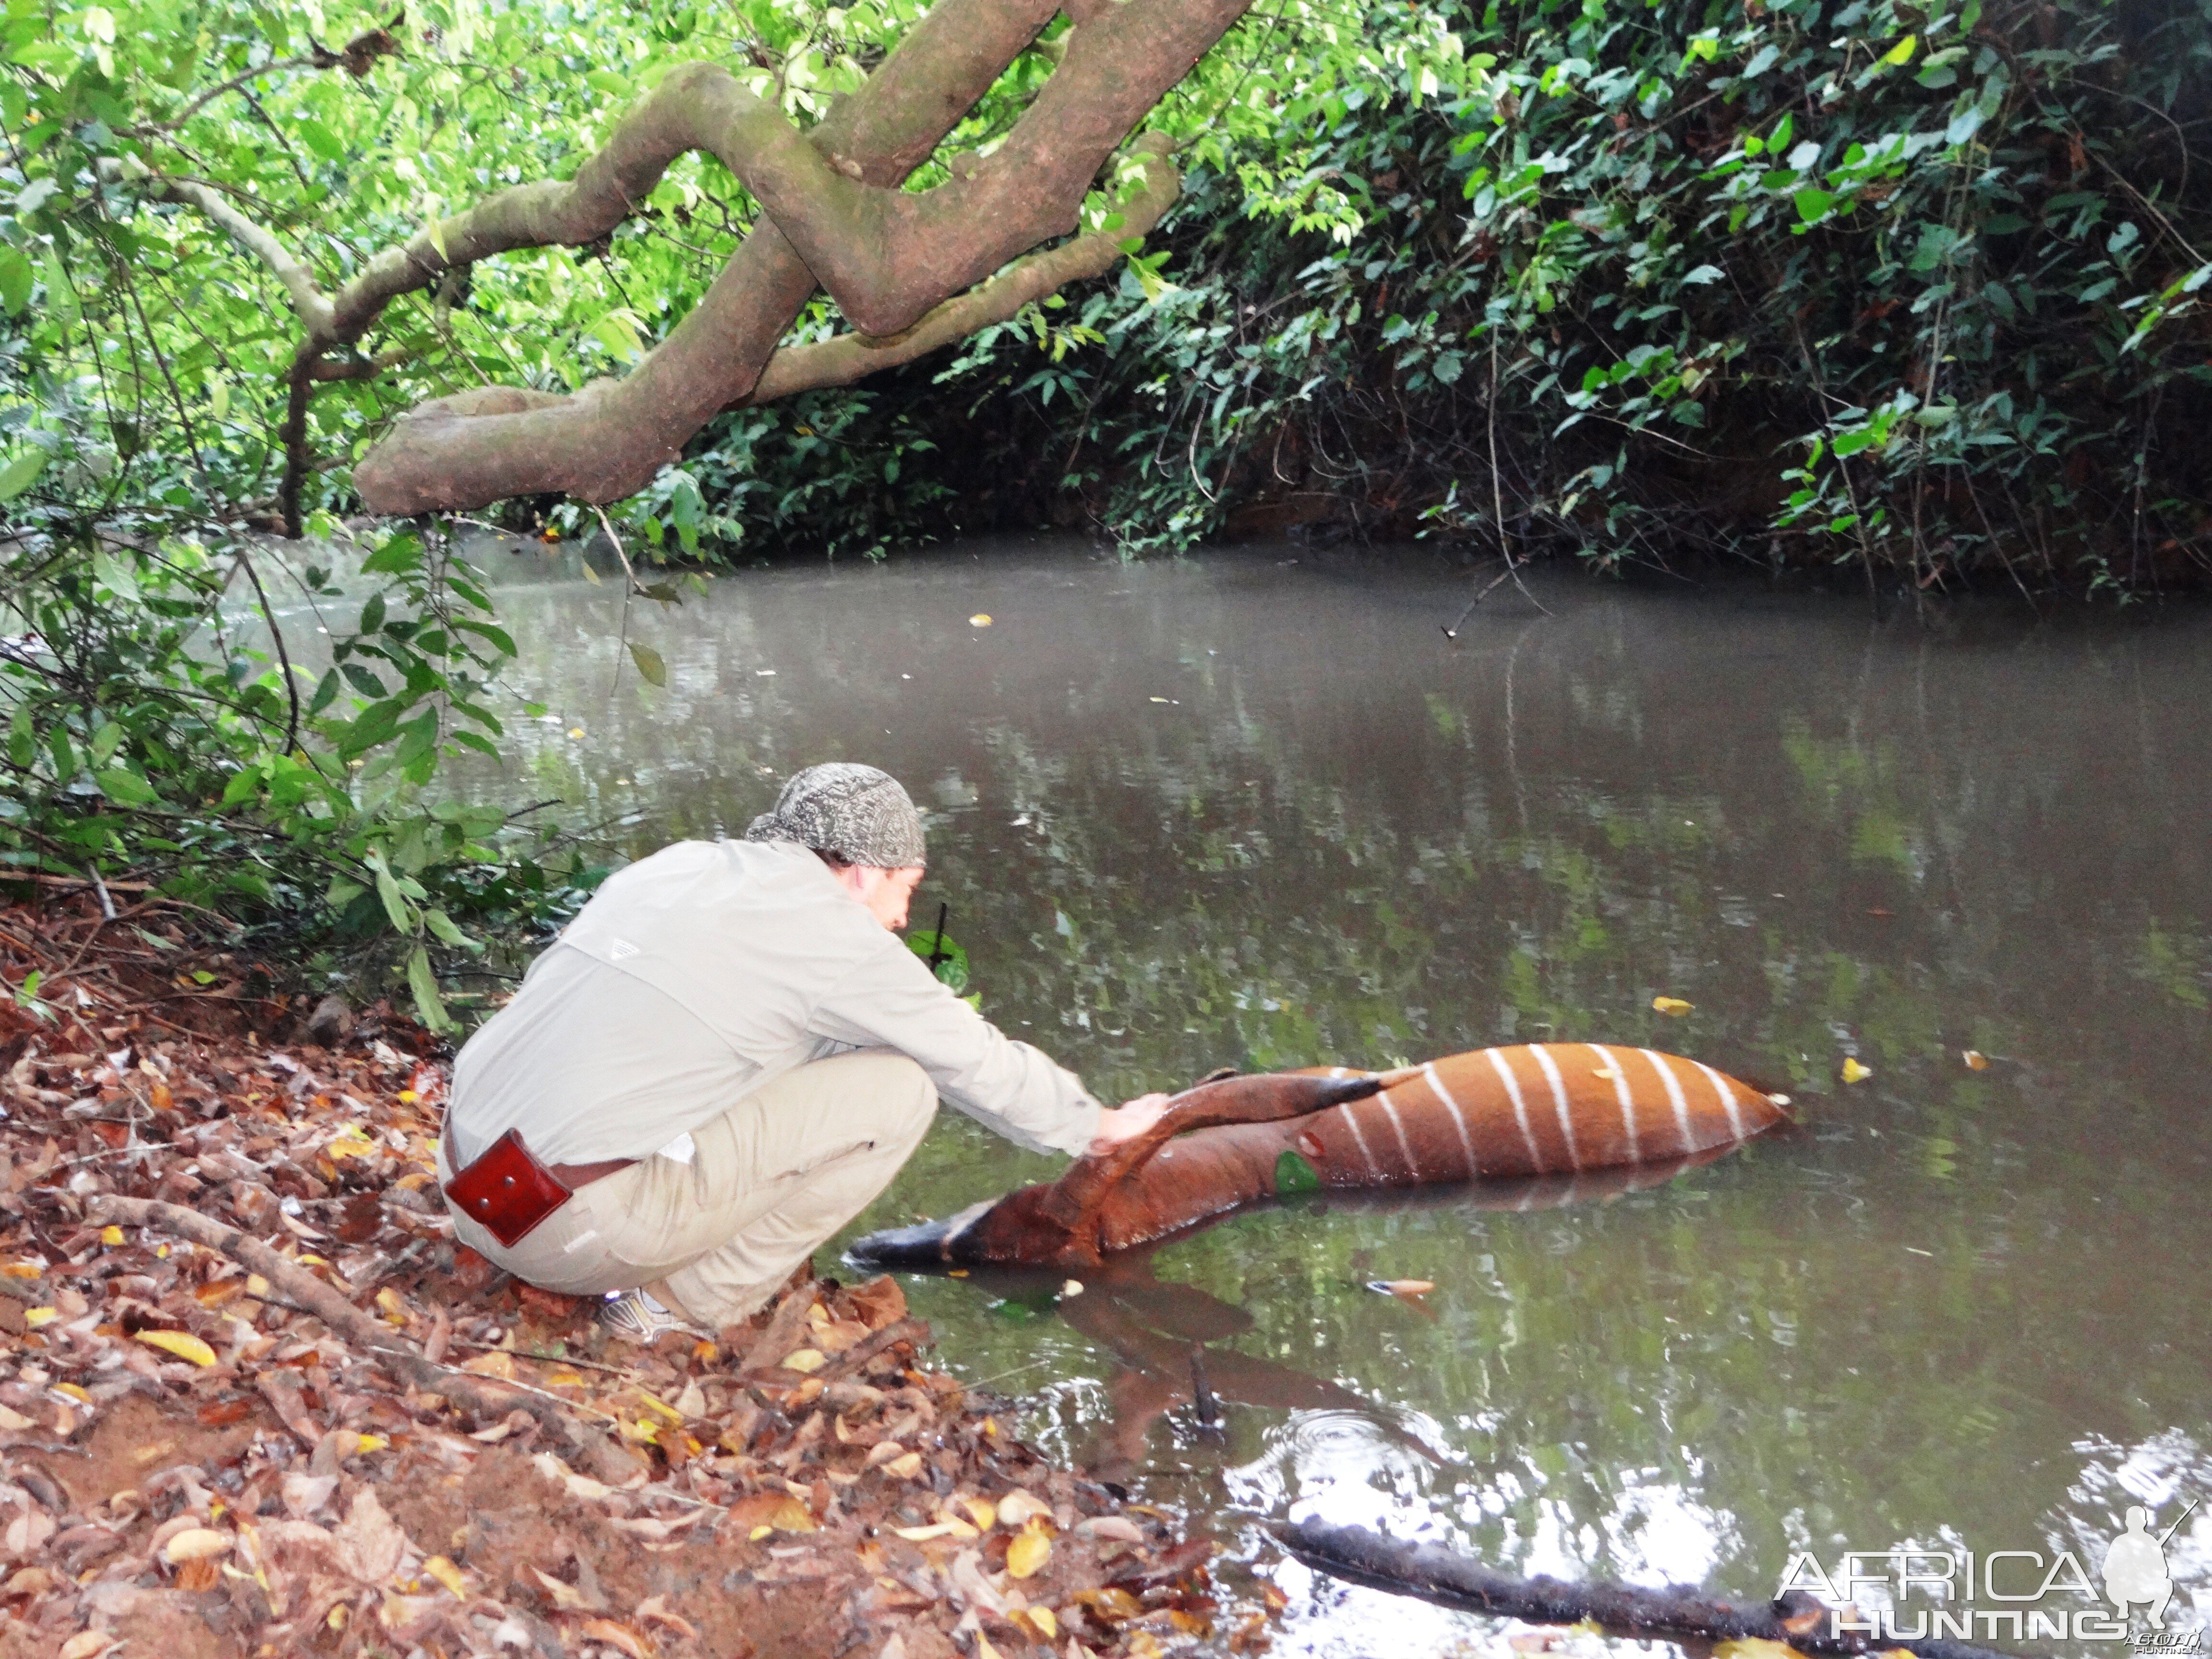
450 536 2212 1654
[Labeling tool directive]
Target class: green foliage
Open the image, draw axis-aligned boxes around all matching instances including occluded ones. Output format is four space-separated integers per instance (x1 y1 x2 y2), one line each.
660 0 2212 593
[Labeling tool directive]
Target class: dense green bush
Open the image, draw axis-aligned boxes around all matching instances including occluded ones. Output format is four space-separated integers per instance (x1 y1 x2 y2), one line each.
673 0 2212 597
3 0 2208 1014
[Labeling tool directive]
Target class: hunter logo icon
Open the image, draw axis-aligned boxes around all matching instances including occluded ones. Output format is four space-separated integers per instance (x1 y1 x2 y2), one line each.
2107 1500 2197 1625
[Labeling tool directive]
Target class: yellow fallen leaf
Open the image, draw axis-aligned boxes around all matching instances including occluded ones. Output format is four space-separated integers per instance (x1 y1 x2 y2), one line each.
327 1605 348 1631
975 1634 1004 1659
636 1392 685 1422
1651 996 1694 1016
959 1496 997 1531
1962 1049 1989 1070
1006 1525 1053 1579
0 1404 34 1431
245 1274 270 1298
421 1555 467 1599
353 1434 387 1454
529 1565 592 1611
53 1381 89 1403
374 1288 407 1322
885 1451 924 1479
99 1225 124 1246
749 1525 774 1541
22 1307 57 1328
780 1348 826 1373
969 613 993 626
996 1491 1052 1527
59 1633 115 1659
891 1522 962 1541
163 1528 233 1563
577 1618 650 1659
397 1089 418 1104
1022 1605 1059 1639
1 1262 42 1278
771 1497 816 1532
1841 1057 1873 1083
138 1329 217 1366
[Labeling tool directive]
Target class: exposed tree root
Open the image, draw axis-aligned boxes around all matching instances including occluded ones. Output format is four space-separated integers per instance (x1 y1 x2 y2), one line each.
1278 1519 2032 1659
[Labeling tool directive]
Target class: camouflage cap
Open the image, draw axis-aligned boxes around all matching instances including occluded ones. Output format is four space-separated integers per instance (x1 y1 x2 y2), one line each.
743 762 926 869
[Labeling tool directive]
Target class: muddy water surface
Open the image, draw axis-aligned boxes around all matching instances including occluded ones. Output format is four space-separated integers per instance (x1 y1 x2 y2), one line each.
455 537 2212 1654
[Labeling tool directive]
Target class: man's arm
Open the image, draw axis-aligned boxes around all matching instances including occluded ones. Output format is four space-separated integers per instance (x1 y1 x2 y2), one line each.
808 936 1110 1155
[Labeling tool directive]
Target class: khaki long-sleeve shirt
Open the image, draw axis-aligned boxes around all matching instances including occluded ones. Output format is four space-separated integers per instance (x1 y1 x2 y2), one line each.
445 840 1102 1168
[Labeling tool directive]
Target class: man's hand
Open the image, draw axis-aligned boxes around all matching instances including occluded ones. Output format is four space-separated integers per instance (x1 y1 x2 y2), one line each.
1087 1092 1172 1156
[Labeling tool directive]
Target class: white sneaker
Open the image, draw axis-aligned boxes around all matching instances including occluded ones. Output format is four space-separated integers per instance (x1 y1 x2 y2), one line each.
600 1287 698 1343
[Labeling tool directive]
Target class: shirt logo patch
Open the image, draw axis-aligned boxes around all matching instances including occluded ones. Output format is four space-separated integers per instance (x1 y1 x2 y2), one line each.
608 938 639 961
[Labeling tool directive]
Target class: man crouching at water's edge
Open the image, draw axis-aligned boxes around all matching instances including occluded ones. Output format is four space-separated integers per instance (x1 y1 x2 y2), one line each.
434 762 1170 1340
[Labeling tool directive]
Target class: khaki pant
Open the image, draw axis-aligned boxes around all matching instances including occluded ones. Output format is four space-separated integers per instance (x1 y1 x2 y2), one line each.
445 1049 937 1328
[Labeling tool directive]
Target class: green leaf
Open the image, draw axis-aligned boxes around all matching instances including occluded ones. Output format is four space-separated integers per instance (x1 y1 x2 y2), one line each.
1793 188 1836 223
588 308 647 361
0 449 48 501
93 767 156 806
296 117 345 160
372 855 417 933
405 946 451 1031
0 247 29 315
360 532 422 576
423 907 481 950
1881 33 1917 65
627 640 667 685
1274 1148 1323 1195
907 930 971 991
359 592 387 635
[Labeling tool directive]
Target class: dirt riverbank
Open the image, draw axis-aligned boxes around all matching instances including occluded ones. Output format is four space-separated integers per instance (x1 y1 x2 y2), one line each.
0 895 1251 1659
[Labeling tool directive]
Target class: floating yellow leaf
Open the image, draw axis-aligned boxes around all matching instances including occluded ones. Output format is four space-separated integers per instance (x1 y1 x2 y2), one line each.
779 1348 826 1374
137 1329 217 1366
22 1307 57 1328
1962 1049 1989 1070
99 1225 124 1246
969 613 993 627
1714 1641 1803 1659
163 1528 233 1563
1651 996 1694 1016
1841 1057 1873 1083
421 1555 467 1599
1006 1525 1053 1579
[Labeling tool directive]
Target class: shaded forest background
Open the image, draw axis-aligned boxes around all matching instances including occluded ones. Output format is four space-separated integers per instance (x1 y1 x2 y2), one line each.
4 0 2212 1000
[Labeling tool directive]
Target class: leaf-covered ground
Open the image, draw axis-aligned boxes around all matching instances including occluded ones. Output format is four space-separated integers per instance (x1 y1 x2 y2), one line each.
0 895 1257 1659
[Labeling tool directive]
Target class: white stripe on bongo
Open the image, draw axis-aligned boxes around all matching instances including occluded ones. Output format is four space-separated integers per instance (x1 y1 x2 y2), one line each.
1422 1061 1481 1176
1530 1045 1583 1170
1637 1049 1695 1152
1375 1090 1420 1178
1484 1046 1546 1169
1692 1059 1748 1140
1586 1043 1639 1162
1336 1103 1382 1180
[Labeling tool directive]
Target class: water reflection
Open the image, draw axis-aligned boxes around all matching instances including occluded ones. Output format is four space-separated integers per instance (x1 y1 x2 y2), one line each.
445 539 2212 1646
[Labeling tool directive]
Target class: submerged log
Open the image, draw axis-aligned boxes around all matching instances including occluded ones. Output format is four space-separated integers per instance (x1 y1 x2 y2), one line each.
1277 1519 2031 1659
